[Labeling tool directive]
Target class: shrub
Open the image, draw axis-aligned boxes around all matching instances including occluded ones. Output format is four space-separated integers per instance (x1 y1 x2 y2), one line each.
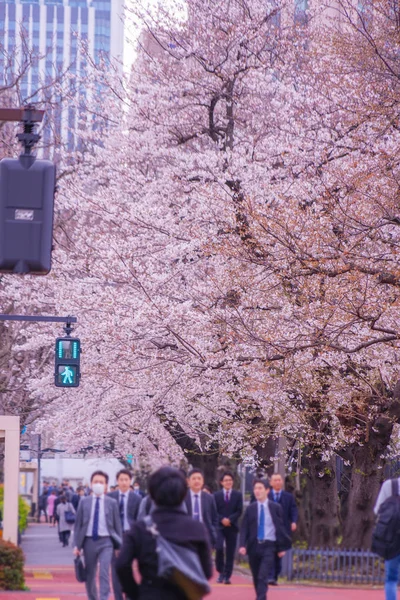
0 485 30 533
18 496 30 533
0 539 25 590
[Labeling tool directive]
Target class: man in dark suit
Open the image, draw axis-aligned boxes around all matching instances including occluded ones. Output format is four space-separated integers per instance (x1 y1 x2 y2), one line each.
268 473 298 584
214 471 243 584
185 469 218 547
73 470 122 600
239 478 291 600
108 469 142 600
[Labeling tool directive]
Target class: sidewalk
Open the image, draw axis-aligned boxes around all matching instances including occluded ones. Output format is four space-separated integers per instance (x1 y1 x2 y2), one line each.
0 523 385 599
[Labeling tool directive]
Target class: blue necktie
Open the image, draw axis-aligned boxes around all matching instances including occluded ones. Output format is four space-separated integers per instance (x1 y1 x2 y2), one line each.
92 497 100 541
258 504 265 541
274 492 280 503
119 494 125 528
193 495 200 521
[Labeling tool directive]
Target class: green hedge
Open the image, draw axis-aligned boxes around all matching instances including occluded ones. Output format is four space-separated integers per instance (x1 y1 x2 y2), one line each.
0 485 30 532
0 539 25 590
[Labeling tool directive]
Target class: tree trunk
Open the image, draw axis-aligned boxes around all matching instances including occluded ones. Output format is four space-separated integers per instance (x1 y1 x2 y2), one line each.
341 416 394 549
254 438 278 475
186 449 220 491
306 454 340 547
157 412 220 490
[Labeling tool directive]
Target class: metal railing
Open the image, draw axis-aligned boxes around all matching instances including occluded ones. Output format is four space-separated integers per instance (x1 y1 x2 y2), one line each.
284 548 385 584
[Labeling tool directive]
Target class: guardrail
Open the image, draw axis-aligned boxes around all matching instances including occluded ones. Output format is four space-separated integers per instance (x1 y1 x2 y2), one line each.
283 548 385 584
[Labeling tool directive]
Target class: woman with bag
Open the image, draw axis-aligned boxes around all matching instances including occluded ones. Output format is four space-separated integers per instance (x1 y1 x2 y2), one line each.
56 494 75 547
116 466 213 600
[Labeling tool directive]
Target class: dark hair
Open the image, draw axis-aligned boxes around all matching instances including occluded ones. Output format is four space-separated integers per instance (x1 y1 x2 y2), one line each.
90 470 109 484
116 469 133 481
148 466 187 507
253 478 270 490
188 468 204 478
60 494 67 503
220 471 234 482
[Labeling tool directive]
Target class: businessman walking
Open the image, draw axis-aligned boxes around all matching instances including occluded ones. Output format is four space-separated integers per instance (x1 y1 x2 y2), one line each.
239 478 291 600
214 471 243 584
268 473 298 584
185 468 218 547
108 469 141 600
73 470 122 600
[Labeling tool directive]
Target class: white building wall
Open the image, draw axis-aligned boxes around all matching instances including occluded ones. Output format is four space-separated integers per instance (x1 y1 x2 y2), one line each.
40 456 125 488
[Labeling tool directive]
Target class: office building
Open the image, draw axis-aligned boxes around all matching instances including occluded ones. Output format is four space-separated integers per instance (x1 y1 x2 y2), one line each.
0 0 124 154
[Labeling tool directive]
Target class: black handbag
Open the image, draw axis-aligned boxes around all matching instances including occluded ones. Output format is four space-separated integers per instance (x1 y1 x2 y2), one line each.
65 510 76 524
74 556 87 583
65 503 76 524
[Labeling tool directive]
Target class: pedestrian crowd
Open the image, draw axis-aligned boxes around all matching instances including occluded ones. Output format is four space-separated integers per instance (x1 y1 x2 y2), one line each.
37 467 400 600
36 467 300 600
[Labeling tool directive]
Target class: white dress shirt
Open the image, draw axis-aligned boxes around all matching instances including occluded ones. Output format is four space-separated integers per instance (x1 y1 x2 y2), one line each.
119 491 130 532
374 478 400 514
86 494 109 537
190 490 203 522
257 500 276 541
223 489 231 502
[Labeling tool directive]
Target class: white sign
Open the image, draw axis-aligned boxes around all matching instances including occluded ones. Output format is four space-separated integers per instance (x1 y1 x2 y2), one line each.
20 450 31 462
15 209 34 221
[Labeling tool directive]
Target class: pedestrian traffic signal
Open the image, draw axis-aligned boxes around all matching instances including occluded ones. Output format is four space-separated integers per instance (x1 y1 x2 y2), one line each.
0 156 56 274
55 338 81 387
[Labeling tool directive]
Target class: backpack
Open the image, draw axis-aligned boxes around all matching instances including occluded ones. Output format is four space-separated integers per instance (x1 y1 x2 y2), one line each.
372 479 400 560
143 516 211 600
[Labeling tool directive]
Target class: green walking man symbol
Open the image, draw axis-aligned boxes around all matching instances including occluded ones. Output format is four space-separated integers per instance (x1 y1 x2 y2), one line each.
60 366 74 385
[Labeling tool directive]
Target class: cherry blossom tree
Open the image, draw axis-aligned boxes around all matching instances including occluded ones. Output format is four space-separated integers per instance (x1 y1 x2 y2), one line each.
4 0 400 546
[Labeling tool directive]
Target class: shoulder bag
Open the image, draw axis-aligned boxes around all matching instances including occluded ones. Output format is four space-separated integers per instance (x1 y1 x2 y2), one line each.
143 516 210 600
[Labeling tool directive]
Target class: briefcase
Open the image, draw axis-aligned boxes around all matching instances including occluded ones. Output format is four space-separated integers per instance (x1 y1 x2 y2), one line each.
74 556 87 583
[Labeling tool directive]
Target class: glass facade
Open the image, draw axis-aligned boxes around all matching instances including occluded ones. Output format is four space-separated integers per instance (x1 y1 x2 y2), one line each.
0 0 122 155
294 0 308 24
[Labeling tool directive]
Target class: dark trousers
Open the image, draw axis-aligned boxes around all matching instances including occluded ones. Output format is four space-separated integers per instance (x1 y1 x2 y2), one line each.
60 530 70 546
38 508 48 523
111 551 124 600
216 527 238 580
270 553 282 582
249 541 276 600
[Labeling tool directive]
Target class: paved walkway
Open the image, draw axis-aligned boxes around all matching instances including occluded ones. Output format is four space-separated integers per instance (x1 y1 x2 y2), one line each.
0 523 385 599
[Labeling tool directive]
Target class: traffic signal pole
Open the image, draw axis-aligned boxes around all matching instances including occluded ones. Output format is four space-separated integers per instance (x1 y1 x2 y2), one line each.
0 314 77 327
0 314 81 387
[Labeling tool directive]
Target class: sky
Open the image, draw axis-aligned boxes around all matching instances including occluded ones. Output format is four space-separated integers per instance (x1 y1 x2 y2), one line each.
123 0 186 71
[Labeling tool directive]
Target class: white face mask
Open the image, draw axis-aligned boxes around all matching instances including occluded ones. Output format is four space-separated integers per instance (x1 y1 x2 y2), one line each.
92 482 105 496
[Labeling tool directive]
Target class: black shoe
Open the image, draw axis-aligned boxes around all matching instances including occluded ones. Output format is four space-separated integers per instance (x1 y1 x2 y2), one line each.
224 579 232 584
268 580 278 586
217 575 224 584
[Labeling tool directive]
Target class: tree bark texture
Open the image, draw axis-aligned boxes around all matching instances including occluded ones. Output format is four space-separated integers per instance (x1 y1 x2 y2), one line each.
306 454 340 547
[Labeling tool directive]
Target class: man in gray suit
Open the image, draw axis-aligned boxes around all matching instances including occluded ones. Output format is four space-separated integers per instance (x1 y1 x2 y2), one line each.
108 469 141 600
185 468 218 547
73 470 122 600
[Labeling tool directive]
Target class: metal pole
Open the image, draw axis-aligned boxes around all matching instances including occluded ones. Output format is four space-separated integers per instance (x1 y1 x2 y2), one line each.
0 315 77 324
36 434 41 523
